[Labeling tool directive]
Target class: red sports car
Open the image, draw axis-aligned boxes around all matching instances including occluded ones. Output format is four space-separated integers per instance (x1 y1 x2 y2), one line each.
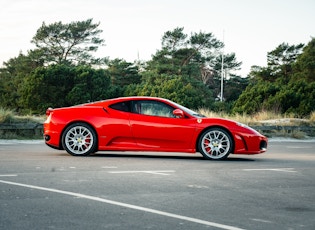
44 96 267 160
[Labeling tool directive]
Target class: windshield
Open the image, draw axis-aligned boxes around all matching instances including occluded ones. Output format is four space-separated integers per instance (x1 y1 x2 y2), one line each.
168 100 206 118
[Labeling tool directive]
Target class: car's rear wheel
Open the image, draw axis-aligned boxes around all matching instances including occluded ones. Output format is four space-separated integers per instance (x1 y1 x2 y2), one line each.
62 123 97 156
198 127 233 160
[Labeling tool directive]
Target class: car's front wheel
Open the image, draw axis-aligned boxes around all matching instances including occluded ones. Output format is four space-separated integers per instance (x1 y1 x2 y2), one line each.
198 127 233 160
62 123 97 156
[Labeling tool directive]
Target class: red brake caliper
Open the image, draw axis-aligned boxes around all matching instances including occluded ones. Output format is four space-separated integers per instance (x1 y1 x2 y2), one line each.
204 139 211 153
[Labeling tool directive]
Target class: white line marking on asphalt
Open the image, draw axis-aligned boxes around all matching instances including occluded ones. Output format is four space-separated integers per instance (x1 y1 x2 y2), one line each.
0 179 245 230
101 166 118 169
286 146 311 149
0 174 17 177
187 184 209 189
243 168 297 173
108 170 175 176
251 218 273 223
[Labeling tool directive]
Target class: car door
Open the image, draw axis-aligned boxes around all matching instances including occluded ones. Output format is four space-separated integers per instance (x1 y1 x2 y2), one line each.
129 100 196 151
100 101 136 149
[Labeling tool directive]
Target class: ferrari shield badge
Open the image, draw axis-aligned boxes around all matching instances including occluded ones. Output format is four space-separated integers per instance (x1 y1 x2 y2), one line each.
197 118 202 123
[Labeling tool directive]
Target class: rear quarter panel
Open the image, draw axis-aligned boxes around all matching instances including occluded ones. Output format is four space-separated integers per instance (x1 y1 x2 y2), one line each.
44 106 107 148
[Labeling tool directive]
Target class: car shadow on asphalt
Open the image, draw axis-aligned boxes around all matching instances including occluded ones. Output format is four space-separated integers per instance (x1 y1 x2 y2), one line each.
87 152 256 162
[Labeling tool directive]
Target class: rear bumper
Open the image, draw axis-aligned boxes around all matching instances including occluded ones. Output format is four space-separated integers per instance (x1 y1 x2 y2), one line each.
45 140 63 150
43 122 62 149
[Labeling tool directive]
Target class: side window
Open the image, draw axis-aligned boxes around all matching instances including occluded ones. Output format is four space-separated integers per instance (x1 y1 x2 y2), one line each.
132 100 175 118
109 102 131 112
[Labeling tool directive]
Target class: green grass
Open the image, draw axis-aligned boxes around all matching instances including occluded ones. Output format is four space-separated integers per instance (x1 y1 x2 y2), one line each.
198 108 314 126
0 108 44 139
0 108 45 124
0 108 15 123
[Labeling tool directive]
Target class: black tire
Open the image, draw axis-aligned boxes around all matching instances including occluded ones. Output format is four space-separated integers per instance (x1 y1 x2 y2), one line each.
198 127 233 160
62 123 97 156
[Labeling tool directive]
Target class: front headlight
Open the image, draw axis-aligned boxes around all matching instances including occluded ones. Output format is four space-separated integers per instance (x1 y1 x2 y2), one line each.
236 122 262 135
236 122 248 128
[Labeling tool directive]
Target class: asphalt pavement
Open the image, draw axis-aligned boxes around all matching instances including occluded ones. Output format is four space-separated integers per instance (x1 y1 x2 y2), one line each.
0 139 314 230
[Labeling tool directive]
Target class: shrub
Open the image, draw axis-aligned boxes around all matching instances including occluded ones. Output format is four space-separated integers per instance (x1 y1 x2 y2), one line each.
0 108 15 123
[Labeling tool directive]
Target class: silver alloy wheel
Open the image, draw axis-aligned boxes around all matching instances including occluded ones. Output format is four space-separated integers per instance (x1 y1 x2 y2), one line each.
200 128 231 160
64 125 94 155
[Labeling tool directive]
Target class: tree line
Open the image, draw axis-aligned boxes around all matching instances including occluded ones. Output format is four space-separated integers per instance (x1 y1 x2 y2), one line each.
0 19 314 116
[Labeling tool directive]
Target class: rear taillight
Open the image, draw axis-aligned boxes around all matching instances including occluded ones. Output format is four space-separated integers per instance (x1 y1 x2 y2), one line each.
46 107 53 116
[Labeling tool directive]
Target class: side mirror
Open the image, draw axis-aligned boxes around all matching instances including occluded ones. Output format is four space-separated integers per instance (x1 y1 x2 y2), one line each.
173 109 185 118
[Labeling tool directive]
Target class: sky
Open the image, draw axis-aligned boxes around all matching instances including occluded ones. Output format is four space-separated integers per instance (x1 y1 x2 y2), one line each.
0 0 314 76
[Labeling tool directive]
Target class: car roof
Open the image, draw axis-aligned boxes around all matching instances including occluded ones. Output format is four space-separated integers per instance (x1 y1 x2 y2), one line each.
86 96 171 106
